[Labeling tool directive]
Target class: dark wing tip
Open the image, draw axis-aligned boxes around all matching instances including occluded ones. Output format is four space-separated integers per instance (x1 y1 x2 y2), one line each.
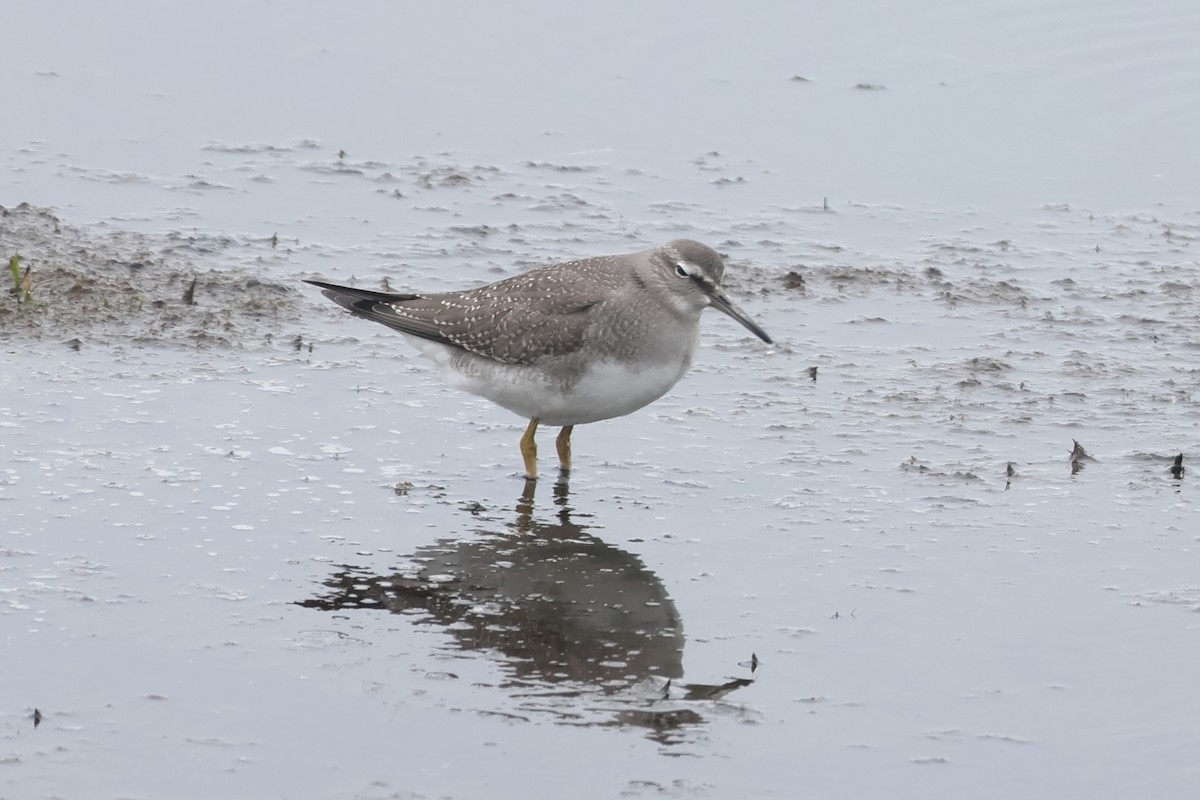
303 278 421 304
304 278 465 350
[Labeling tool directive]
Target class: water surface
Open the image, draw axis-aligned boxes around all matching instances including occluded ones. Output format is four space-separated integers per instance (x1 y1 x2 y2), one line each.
4 2 1200 798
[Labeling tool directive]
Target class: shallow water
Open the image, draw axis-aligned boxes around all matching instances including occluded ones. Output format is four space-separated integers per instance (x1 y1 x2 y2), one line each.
4 1 1200 798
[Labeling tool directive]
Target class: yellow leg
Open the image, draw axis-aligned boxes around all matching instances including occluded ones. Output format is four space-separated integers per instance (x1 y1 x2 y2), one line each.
555 425 574 473
520 417 540 480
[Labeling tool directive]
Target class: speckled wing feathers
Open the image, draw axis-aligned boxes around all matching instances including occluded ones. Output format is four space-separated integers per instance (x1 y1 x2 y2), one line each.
306 255 633 365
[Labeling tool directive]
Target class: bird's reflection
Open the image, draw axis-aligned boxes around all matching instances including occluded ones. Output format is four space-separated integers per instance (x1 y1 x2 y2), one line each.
299 481 752 741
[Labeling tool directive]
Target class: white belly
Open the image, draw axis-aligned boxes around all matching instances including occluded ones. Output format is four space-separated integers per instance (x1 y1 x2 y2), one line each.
404 335 693 426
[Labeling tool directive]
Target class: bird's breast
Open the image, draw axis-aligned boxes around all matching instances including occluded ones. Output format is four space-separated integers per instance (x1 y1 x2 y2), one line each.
542 354 694 425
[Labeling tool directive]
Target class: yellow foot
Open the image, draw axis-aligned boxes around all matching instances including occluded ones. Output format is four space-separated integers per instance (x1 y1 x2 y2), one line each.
520 417 540 480
555 425 574 473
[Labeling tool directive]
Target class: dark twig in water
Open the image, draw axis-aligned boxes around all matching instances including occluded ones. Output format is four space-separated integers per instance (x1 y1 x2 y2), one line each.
33 708 42 729
182 276 197 305
1069 440 1095 474
19 265 33 303
1170 453 1184 480
738 653 761 674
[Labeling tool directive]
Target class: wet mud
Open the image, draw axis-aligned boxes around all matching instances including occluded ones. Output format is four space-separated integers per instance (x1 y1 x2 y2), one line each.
1 203 299 348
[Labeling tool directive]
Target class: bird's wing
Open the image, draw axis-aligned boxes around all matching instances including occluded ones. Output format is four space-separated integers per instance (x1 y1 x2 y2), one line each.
305 268 605 365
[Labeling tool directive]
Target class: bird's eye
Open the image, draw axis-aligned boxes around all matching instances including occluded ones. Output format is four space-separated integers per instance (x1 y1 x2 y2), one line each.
674 263 690 278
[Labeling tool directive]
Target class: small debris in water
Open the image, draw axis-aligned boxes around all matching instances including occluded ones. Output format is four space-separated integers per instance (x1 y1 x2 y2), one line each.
182 276 197 305
781 271 805 291
1069 440 1095 465
393 481 414 496
271 232 278 249
18 265 34 303
1170 453 1184 479
807 366 818 381
32 708 42 729
738 653 760 674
